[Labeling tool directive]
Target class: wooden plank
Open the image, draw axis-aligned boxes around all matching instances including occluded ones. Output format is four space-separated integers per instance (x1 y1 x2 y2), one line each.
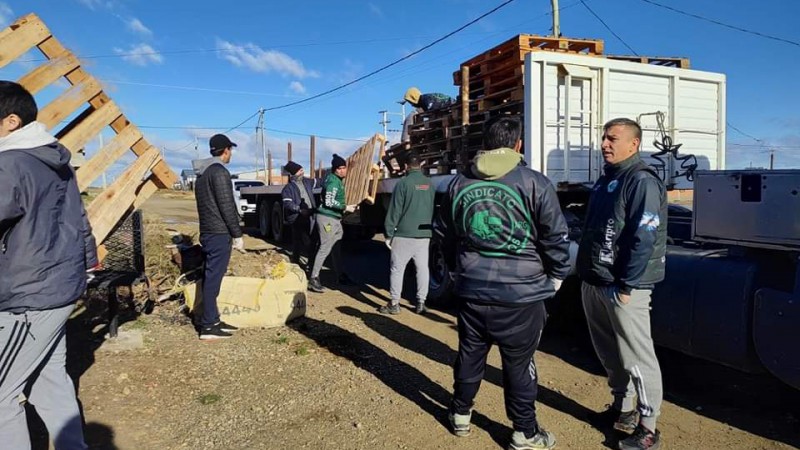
58 101 122 153
87 146 161 244
17 52 79 94
76 125 143 192
461 65 470 126
36 36 178 189
37 77 103 129
0 14 51 70
132 178 159 209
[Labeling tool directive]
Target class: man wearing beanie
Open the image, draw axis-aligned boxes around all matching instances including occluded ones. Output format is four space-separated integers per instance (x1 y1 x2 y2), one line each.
308 154 357 292
191 133 243 340
281 161 318 271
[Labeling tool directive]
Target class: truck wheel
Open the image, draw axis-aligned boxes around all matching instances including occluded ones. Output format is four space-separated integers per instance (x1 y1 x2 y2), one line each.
243 214 258 228
271 201 285 242
258 199 271 237
427 237 453 305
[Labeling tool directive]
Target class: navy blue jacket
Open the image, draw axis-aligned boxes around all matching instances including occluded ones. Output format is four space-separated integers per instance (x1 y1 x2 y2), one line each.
282 177 317 229
577 153 667 293
0 143 98 312
434 161 571 304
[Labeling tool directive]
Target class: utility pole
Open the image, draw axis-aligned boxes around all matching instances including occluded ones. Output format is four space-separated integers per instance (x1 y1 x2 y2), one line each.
769 149 775 170
194 136 199 159
256 108 268 182
551 0 561 37
378 110 389 139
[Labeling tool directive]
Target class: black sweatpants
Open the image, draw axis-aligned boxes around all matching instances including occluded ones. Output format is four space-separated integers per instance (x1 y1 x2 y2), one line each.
290 218 318 270
199 233 232 328
451 300 547 435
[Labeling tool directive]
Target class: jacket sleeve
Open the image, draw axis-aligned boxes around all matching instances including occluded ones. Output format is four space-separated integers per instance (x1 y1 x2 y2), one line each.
210 167 243 238
323 176 345 212
383 180 406 239
533 177 571 280
80 201 99 268
0 166 23 230
432 178 457 268
282 184 300 213
617 175 664 293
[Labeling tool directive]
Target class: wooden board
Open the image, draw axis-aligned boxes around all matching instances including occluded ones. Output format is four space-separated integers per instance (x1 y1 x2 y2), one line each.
76 124 143 192
37 77 103 129
0 14 49 69
17 52 79 94
57 101 123 153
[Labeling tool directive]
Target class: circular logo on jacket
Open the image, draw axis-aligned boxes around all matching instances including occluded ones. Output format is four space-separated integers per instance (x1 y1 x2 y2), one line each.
452 182 532 255
607 180 619 193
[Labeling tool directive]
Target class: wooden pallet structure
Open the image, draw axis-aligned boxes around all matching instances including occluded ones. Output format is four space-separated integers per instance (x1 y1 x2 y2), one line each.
343 133 385 205
606 54 690 69
1 13 178 258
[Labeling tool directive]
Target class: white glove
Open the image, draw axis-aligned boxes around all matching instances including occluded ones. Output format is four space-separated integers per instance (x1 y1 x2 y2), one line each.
345 204 357 213
385 238 392 250
232 237 245 253
550 277 563 294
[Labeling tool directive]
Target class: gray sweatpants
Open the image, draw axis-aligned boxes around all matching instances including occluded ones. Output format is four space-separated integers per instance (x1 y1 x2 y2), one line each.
311 214 344 279
581 282 663 431
389 237 430 305
0 303 87 450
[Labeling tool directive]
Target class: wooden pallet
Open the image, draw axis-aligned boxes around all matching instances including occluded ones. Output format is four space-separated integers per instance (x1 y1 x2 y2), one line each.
606 55 690 69
2 13 178 258
343 133 385 205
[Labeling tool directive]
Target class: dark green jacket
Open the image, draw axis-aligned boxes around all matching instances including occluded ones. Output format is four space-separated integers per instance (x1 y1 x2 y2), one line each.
317 173 346 219
576 153 667 294
384 169 435 239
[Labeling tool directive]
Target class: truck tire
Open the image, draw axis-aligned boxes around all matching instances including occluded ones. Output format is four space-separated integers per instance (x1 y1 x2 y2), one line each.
426 236 454 305
258 199 271 238
271 201 285 242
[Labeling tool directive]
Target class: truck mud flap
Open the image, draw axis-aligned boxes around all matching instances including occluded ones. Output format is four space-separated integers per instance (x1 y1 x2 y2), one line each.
754 287 800 390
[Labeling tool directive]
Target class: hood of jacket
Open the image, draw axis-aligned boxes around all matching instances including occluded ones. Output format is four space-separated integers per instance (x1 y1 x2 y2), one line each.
470 147 523 180
0 121 68 170
192 156 224 176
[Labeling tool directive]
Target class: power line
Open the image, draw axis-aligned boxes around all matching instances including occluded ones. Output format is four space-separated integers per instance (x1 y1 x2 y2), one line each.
579 0 638 55
139 122 366 143
99 79 301 98
636 0 800 48
726 122 763 144
262 0 518 112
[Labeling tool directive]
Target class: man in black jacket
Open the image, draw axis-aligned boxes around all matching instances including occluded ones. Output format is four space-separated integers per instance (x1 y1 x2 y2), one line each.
281 161 318 272
192 133 243 340
434 116 570 450
0 81 96 449
577 118 667 450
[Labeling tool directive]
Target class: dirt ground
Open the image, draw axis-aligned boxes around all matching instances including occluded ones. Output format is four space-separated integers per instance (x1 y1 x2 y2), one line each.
48 190 799 449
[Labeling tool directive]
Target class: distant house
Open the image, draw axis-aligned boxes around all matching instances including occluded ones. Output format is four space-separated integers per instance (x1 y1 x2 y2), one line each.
180 169 196 190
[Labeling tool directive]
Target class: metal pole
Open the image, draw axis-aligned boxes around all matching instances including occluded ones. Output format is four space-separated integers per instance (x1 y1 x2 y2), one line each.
257 109 268 182
770 150 775 170
551 0 561 37
379 110 389 139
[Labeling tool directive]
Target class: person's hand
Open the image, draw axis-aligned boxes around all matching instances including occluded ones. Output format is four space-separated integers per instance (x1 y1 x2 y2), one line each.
345 204 357 213
618 292 631 304
385 238 392 250
550 277 563 293
232 237 245 253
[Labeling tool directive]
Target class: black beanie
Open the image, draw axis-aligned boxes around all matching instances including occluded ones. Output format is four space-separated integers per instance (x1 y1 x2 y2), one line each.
332 154 347 170
284 161 302 176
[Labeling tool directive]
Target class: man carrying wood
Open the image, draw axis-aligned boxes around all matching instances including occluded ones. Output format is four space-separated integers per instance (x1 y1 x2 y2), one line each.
0 81 96 449
191 133 243 340
308 154 357 293
380 151 435 315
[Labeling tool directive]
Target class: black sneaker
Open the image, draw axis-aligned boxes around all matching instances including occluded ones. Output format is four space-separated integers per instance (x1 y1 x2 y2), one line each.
217 321 239 332
199 324 232 340
338 273 356 286
591 405 639 434
308 277 324 293
378 304 401 315
415 302 427 314
619 425 661 450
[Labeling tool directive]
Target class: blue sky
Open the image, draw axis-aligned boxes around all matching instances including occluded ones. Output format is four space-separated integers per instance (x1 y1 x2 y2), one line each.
2 0 799 181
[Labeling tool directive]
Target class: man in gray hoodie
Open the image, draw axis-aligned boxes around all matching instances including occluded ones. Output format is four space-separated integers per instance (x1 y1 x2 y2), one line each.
0 81 97 449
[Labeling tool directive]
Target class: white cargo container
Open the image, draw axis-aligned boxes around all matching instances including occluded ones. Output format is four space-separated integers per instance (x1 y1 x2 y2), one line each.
523 51 726 189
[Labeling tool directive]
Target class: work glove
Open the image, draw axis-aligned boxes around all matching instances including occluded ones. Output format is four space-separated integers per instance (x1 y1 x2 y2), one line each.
345 204 357 213
86 263 101 283
550 277 564 294
232 237 246 253
385 238 393 250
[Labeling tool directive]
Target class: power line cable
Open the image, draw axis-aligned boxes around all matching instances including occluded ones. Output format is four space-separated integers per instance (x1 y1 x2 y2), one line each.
726 122 763 143
261 0 517 112
636 0 800 48
579 0 638 55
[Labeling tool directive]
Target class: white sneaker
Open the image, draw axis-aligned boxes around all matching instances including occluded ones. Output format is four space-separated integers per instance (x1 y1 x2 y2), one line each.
508 429 556 450
448 411 472 437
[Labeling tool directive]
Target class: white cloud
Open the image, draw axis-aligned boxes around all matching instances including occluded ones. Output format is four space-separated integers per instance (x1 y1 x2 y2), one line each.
216 39 319 79
126 17 152 37
0 3 14 28
114 43 164 66
76 0 109 10
368 3 384 18
289 81 306 95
